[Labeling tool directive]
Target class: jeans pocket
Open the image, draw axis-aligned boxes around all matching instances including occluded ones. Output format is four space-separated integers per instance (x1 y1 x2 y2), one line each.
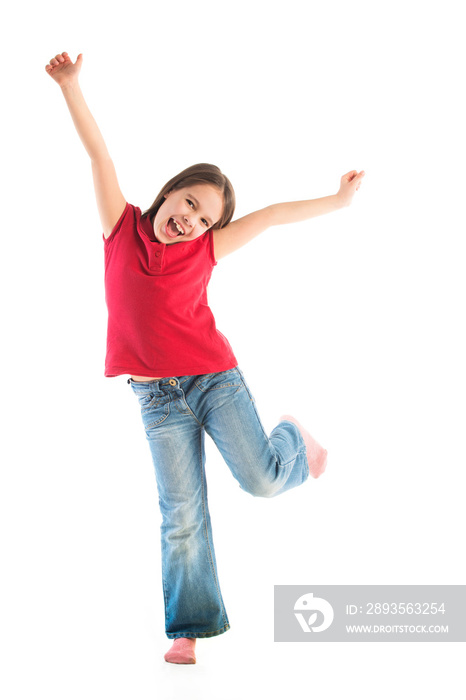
138 391 160 410
195 367 242 393
139 392 170 429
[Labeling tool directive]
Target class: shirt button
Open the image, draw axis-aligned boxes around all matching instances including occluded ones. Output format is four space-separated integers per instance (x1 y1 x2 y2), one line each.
169 379 177 386
155 251 161 257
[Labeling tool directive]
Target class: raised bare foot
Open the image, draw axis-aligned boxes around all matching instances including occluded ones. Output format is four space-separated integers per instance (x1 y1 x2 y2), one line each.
280 415 327 478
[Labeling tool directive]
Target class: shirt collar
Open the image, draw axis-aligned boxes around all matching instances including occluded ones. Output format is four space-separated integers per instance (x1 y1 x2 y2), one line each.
137 211 159 244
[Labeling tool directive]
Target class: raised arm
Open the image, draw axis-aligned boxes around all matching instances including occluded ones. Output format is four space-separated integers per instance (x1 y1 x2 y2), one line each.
45 52 126 238
213 170 365 261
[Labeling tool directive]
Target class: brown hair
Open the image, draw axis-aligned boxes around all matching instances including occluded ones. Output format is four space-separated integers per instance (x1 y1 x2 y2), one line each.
142 163 236 230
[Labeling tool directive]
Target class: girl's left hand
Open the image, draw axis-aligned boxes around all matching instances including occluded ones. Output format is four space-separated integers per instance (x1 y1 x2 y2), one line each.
337 170 365 207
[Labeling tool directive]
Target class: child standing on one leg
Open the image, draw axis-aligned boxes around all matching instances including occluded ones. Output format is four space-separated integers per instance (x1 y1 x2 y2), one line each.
45 51 365 664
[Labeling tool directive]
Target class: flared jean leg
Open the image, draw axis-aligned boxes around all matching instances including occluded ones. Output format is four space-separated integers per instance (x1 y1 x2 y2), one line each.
131 378 229 639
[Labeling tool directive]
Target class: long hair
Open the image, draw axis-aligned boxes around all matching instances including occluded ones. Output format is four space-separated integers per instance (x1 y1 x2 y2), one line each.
142 163 236 230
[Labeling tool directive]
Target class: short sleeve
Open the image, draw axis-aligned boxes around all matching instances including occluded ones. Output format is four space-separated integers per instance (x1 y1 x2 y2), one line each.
103 202 132 245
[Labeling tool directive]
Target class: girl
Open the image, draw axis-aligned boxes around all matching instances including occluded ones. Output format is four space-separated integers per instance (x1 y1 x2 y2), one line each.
45 51 365 665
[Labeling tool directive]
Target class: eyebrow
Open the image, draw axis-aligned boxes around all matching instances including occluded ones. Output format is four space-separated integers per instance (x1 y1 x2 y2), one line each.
187 194 214 227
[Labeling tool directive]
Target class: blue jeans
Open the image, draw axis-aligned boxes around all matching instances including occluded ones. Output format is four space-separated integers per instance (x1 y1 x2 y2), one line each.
129 366 309 639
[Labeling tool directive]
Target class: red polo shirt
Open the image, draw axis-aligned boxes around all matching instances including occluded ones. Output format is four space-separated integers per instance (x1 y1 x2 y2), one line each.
103 203 238 377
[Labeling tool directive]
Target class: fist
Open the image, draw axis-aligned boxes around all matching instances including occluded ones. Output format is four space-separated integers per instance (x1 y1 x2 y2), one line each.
45 52 83 87
337 170 366 207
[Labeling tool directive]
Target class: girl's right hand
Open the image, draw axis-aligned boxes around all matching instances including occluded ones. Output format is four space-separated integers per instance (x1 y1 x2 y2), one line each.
45 52 83 87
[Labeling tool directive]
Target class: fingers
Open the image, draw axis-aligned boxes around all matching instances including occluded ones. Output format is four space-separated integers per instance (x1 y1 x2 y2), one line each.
45 51 69 71
341 170 365 185
339 170 365 197
52 52 66 65
341 170 357 185
355 171 366 191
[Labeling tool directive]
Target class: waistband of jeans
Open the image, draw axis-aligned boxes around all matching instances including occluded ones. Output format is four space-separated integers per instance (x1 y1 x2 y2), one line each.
127 375 191 394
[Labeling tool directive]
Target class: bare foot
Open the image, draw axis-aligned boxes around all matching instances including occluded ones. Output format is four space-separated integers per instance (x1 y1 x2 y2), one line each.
164 637 196 664
280 415 327 478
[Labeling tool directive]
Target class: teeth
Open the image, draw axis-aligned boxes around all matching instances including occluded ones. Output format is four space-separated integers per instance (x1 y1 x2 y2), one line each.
173 219 184 234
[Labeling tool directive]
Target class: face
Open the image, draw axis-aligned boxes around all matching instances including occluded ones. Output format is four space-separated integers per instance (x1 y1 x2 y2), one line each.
152 184 224 245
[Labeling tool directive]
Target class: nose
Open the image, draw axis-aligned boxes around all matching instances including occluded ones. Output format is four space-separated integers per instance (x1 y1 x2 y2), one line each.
185 218 200 234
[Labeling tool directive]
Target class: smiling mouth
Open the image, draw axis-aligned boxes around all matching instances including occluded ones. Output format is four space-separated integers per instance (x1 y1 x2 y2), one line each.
166 218 185 238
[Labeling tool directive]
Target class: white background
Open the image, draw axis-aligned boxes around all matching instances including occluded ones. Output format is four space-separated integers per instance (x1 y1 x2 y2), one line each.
1 0 465 697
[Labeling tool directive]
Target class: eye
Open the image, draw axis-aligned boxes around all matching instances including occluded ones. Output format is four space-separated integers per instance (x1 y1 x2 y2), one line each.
186 199 209 228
